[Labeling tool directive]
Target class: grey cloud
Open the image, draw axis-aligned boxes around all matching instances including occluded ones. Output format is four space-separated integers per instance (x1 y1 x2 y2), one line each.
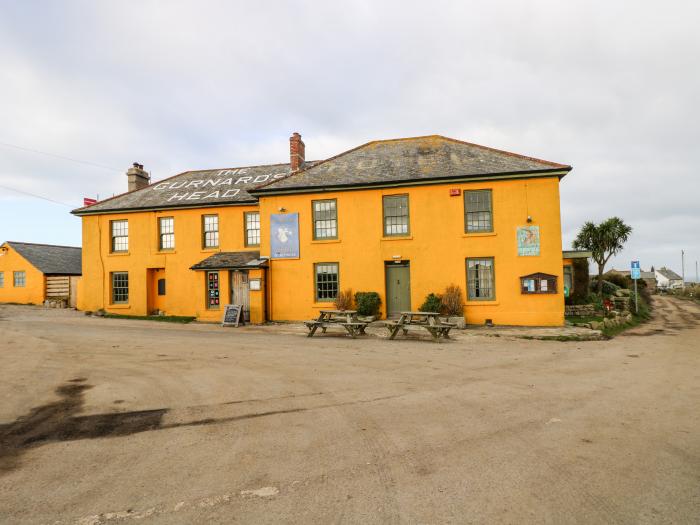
0 0 698 274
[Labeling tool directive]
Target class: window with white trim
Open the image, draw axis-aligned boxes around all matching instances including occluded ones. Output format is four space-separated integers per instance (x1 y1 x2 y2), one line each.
111 272 128 303
312 199 338 239
383 195 409 236
245 212 260 247
202 215 219 248
111 220 129 252
159 217 174 250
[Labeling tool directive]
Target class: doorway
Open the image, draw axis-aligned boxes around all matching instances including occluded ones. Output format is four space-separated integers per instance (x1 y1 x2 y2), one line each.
147 268 166 314
231 270 250 322
385 262 411 317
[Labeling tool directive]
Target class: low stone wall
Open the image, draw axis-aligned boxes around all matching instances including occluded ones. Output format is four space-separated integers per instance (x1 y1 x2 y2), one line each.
565 304 597 317
44 299 68 309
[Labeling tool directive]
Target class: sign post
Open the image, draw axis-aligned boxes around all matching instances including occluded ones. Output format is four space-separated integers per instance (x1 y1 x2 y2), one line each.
631 261 640 314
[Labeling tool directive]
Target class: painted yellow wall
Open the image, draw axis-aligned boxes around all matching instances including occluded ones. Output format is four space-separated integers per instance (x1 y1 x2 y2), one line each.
79 176 567 326
78 205 260 322
259 177 565 326
0 243 45 305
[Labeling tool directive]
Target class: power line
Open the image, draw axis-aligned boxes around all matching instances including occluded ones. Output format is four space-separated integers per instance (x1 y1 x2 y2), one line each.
0 183 76 208
0 140 121 172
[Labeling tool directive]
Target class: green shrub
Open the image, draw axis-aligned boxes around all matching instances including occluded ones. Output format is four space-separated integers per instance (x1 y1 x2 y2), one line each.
354 292 382 316
590 279 620 296
571 258 590 303
419 293 443 313
604 272 632 289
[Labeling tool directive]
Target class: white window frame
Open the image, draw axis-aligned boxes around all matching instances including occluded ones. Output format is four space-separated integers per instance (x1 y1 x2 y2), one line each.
111 220 129 253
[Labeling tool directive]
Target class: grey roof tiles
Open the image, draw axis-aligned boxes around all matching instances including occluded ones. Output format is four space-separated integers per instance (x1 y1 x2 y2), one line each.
254 135 570 194
72 135 570 214
190 251 267 270
6 242 82 275
73 164 295 215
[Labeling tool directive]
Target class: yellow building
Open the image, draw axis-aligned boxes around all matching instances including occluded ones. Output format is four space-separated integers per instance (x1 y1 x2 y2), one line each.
73 134 574 326
0 242 82 306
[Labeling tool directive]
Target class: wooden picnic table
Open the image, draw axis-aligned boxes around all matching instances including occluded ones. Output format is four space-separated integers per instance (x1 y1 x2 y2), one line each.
304 309 369 338
384 311 455 343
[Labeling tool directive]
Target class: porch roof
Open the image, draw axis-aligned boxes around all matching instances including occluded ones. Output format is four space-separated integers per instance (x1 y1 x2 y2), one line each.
190 251 268 271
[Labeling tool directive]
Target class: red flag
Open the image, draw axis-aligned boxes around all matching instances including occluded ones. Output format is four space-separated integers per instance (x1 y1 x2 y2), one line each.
83 198 97 206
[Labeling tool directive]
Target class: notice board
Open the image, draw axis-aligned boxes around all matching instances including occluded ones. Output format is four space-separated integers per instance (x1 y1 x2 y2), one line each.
222 304 243 327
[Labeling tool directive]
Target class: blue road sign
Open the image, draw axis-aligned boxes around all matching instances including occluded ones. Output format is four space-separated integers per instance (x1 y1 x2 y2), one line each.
631 260 641 279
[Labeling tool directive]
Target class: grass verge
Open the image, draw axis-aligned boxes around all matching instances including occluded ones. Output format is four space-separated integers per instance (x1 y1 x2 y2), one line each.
102 313 196 323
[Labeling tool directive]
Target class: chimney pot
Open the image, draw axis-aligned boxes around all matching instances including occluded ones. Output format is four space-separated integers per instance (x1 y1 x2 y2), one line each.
289 132 305 172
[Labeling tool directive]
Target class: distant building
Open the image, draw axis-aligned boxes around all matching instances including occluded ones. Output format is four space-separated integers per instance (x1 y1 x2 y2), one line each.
0 242 82 306
655 267 683 289
607 268 657 293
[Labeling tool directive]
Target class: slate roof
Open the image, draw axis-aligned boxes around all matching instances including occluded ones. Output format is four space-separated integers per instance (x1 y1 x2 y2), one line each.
5 241 82 275
190 251 267 270
562 250 592 259
656 267 683 280
611 269 656 279
72 163 307 215
253 135 571 195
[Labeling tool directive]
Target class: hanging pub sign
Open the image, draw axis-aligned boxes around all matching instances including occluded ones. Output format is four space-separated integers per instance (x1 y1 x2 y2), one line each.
270 213 300 259
517 226 540 256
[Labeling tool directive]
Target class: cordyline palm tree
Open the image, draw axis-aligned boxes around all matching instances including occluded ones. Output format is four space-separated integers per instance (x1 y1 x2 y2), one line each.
573 217 633 296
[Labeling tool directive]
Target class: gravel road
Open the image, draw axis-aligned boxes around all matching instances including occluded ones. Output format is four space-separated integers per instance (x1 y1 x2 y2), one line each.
1 297 699 524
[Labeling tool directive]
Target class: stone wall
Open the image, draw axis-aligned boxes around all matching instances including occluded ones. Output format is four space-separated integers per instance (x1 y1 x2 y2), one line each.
44 299 68 309
565 304 597 317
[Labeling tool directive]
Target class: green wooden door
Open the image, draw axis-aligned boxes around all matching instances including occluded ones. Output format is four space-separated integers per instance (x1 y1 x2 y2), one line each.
386 264 411 317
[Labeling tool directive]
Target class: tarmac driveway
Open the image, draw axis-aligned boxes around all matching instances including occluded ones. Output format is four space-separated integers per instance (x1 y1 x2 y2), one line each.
0 298 699 524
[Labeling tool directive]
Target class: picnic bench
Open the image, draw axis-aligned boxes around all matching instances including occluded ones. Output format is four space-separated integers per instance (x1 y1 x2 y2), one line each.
384 311 455 343
305 310 369 339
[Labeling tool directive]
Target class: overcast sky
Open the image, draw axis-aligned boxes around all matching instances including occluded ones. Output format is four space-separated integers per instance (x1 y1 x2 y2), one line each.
1 1 698 279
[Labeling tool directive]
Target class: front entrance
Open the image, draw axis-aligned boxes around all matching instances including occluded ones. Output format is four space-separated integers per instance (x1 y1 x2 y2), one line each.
385 262 411 317
230 270 250 322
147 268 166 314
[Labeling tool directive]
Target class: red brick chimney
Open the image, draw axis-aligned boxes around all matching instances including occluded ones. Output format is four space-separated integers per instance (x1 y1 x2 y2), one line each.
126 162 150 192
289 132 305 172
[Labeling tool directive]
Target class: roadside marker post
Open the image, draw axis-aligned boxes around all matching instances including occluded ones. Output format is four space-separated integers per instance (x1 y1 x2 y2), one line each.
631 261 640 314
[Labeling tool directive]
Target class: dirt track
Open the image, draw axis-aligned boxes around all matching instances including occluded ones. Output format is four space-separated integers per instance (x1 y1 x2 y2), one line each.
1 297 699 524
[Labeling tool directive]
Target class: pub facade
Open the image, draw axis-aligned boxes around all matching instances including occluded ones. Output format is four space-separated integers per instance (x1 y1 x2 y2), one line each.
73 133 574 326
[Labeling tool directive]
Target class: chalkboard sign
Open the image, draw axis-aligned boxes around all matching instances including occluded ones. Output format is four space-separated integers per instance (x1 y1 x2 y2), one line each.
222 304 243 327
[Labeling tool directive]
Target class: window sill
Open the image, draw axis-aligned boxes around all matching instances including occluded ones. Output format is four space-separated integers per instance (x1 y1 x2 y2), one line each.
243 246 261 249
109 304 130 309
108 252 130 257
201 248 221 253
465 300 499 305
157 250 176 254
462 232 497 238
312 302 336 308
311 239 341 244
381 236 413 241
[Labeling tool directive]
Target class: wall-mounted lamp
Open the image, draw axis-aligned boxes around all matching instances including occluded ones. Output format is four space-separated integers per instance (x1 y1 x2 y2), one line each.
278 207 286 212
526 215 533 223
